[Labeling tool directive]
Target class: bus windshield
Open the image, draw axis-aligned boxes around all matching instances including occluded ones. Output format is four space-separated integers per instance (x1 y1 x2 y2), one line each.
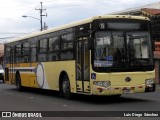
94 31 154 72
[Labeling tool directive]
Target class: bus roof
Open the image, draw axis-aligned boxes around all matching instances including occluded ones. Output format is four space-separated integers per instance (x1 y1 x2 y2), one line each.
6 15 149 44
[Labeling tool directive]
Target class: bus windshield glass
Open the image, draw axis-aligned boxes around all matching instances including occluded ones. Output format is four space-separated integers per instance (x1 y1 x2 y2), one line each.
94 21 154 72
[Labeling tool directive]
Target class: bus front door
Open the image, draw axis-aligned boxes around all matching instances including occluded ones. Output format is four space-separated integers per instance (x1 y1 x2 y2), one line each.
76 37 90 93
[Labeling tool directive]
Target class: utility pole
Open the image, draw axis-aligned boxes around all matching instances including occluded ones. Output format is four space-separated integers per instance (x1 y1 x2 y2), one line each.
35 2 47 31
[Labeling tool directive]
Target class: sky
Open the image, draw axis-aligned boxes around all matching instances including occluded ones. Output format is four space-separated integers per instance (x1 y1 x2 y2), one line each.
0 0 160 42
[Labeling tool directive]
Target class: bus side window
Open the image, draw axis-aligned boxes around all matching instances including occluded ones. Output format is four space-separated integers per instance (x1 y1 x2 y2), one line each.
38 36 48 62
48 53 59 61
39 39 47 53
61 33 74 50
38 54 47 62
60 33 74 60
49 36 59 51
5 45 11 64
15 44 22 63
60 51 74 60
22 42 29 63
30 43 37 62
16 44 21 56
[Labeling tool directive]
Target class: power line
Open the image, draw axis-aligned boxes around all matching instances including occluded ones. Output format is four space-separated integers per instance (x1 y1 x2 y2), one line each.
0 37 18 39
0 29 40 40
0 32 28 34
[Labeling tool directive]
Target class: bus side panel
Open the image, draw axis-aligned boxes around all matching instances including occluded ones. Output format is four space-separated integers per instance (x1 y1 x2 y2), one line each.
4 72 16 85
4 64 15 84
5 63 39 88
40 61 76 93
20 73 30 87
29 75 39 88
20 74 38 88
19 63 39 88
4 67 9 83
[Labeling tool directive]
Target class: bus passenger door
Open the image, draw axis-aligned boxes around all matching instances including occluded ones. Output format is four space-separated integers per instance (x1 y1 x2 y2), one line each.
10 49 15 84
76 37 90 93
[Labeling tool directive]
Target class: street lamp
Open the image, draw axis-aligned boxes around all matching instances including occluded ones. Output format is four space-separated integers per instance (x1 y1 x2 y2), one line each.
22 15 42 31
22 2 47 31
22 15 40 21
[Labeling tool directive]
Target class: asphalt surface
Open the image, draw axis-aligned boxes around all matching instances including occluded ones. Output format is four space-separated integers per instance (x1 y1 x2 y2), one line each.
0 81 160 120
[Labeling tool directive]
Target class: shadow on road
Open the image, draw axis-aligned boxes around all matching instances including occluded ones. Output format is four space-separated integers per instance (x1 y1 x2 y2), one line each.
73 94 150 105
6 87 151 105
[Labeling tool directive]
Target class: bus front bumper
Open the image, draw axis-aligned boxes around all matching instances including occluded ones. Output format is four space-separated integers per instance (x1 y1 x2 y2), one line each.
92 84 155 96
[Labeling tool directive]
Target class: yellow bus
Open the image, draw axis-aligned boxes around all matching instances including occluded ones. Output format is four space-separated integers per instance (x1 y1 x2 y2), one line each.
4 15 155 99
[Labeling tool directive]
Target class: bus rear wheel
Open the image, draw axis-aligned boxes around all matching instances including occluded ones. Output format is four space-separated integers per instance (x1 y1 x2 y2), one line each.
15 73 23 91
61 75 72 99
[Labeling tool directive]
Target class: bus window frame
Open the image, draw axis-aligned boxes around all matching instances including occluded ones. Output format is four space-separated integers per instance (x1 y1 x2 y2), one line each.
29 37 38 62
60 32 75 60
21 41 30 63
5 44 11 64
38 35 48 62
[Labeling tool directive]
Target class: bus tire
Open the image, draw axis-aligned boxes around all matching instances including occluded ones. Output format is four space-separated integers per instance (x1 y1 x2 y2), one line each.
15 73 23 91
2 77 4 83
61 74 72 99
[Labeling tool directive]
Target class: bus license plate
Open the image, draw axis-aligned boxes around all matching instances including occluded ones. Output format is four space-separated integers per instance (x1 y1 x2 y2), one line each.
123 89 131 94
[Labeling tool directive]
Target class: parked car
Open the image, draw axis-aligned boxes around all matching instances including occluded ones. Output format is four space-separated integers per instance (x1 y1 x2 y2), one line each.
0 65 4 83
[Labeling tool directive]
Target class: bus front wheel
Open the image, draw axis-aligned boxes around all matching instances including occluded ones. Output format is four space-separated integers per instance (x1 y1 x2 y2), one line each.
61 75 72 99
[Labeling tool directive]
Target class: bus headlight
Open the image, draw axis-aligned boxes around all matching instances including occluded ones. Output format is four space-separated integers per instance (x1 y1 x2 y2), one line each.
145 79 154 87
93 81 110 88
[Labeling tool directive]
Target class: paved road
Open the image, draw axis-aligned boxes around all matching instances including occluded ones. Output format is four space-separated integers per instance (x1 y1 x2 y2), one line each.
0 81 160 120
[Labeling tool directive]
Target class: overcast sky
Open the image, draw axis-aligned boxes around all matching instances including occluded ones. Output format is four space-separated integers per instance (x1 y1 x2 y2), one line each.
0 0 160 42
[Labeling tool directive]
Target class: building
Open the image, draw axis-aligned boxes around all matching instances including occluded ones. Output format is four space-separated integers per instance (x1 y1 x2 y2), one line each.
0 43 4 64
154 42 160 84
111 2 160 15
110 2 160 84
111 2 160 41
